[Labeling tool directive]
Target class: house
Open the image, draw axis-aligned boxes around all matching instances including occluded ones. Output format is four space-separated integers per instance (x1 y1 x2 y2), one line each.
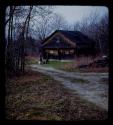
41 30 96 60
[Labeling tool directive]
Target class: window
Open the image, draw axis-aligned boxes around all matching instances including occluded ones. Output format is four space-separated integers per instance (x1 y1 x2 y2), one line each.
50 50 54 54
49 50 58 55
65 51 69 54
70 49 74 54
56 37 60 43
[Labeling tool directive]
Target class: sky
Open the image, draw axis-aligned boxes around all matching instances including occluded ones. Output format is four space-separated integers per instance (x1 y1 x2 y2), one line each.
54 6 108 24
5 6 109 40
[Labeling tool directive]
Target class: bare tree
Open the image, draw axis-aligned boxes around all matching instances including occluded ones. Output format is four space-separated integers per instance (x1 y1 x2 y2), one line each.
5 6 17 75
50 13 73 31
33 12 71 41
5 6 34 75
33 6 54 41
19 6 34 72
73 10 108 56
5 6 56 75
96 13 109 55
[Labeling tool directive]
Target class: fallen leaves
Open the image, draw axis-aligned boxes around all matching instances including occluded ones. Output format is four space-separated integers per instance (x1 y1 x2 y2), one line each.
6 70 108 120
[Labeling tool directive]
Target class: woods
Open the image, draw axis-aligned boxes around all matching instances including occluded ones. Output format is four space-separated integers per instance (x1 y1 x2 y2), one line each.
5 6 109 77
5 6 53 76
73 11 109 56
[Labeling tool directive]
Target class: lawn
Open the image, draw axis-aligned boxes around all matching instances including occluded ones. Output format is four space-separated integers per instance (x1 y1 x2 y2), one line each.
5 69 107 120
26 56 108 73
42 60 108 73
41 60 83 72
42 60 74 69
25 56 75 69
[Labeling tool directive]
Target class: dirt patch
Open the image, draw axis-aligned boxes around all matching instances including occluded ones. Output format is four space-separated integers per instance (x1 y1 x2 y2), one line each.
60 76 89 84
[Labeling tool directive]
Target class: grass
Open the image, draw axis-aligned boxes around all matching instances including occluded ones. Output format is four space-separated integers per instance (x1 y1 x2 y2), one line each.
25 56 39 65
41 61 108 73
78 67 109 73
42 60 74 69
26 57 108 73
25 57 76 71
41 60 83 73
6 69 107 120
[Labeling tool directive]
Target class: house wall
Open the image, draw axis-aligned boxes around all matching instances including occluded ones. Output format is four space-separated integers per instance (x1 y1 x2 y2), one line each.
42 48 75 60
41 31 97 60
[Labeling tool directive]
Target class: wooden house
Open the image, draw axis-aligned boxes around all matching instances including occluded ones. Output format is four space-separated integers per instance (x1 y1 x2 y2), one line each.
41 30 96 60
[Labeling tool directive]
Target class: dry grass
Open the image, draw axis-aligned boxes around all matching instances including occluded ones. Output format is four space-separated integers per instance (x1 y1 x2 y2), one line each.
75 56 94 66
6 70 107 120
79 67 109 73
25 56 108 73
25 56 39 65
60 65 108 73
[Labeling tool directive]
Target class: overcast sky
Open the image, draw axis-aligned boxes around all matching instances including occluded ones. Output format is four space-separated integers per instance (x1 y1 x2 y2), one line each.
54 6 108 24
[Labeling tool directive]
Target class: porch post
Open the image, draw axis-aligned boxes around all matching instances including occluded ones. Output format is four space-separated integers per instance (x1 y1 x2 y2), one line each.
58 49 61 60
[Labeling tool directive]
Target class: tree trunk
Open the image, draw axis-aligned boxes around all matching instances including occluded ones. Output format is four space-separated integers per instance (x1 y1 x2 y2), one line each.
20 6 33 73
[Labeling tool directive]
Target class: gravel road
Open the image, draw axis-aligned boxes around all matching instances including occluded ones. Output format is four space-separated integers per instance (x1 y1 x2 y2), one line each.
30 64 108 111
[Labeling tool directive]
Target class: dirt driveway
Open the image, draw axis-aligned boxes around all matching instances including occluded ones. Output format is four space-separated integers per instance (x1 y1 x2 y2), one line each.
30 64 108 111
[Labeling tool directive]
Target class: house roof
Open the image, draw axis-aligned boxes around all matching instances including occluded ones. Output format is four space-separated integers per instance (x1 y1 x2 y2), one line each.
42 30 95 48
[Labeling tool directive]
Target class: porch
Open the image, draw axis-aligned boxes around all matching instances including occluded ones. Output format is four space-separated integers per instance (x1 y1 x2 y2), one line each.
42 48 76 60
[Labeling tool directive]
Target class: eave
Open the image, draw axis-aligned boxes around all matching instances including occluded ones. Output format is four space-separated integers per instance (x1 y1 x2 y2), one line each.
42 31 76 47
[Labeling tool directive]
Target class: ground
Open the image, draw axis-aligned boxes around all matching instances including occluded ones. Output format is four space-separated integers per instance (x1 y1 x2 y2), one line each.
5 58 108 120
6 70 107 120
26 57 108 72
30 64 108 110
